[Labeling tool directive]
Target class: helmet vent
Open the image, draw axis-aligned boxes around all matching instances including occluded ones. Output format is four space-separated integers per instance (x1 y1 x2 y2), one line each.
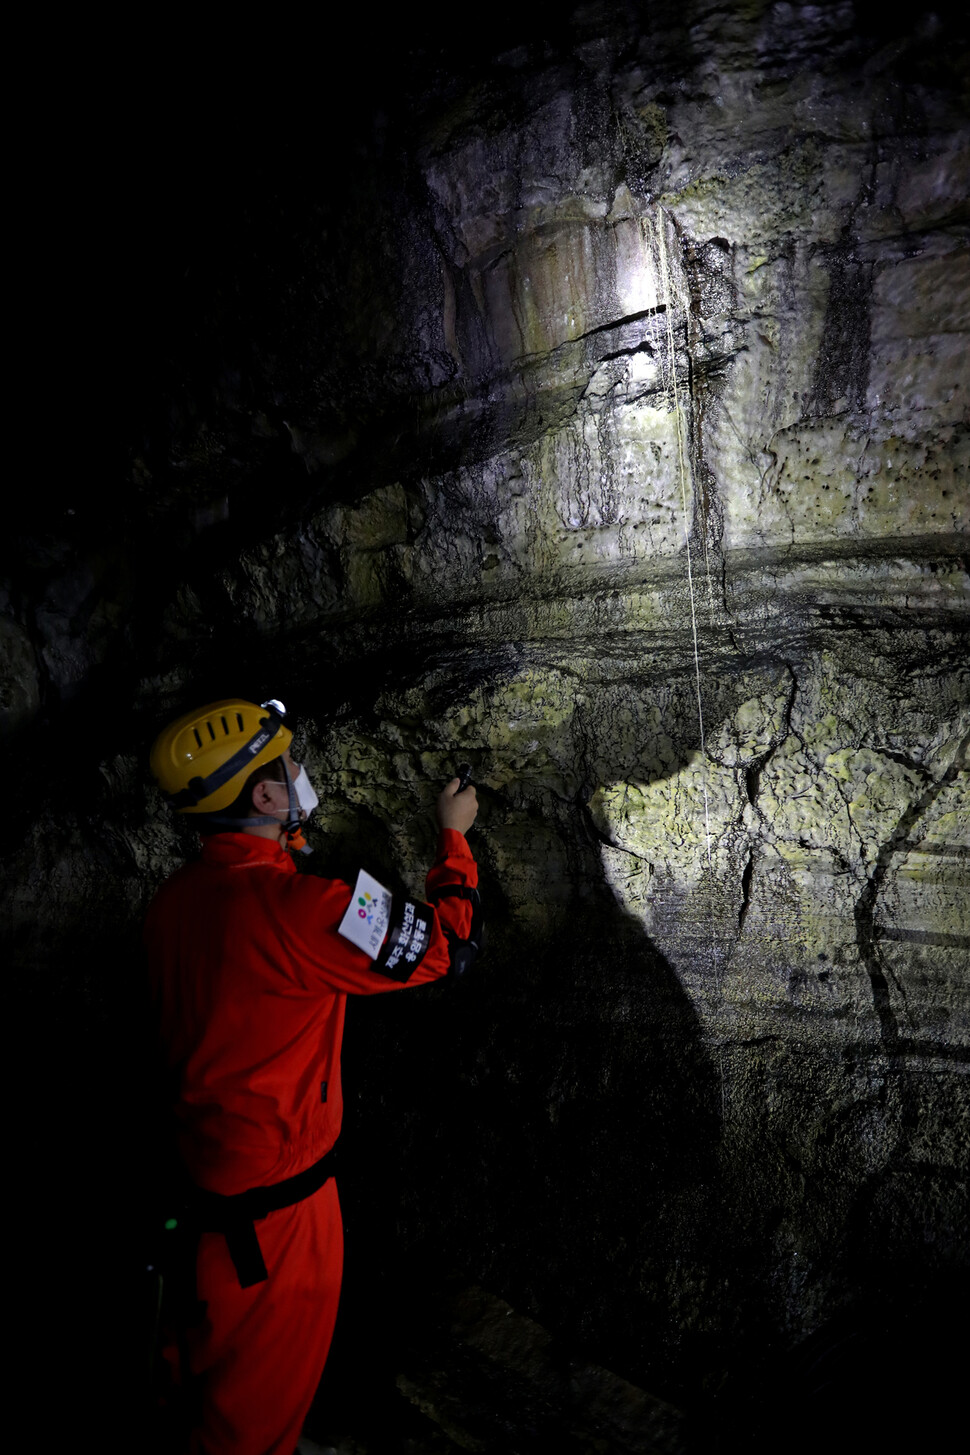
153 698 293 813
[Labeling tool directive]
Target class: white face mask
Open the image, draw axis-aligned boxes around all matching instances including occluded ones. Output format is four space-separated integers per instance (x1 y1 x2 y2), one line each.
292 765 319 817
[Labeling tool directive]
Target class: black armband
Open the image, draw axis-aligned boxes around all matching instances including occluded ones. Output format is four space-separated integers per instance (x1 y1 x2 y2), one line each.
427 884 484 978
373 895 434 983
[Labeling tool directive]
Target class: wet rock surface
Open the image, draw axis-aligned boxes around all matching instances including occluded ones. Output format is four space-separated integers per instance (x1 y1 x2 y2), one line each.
8 3 969 1447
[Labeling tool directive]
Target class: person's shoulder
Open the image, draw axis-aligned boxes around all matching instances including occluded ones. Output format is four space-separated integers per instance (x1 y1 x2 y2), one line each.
272 870 355 935
285 870 352 903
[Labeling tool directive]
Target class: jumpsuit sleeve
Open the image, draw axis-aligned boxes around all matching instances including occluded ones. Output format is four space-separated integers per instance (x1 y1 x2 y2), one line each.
289 827 478 996
425 826 479 943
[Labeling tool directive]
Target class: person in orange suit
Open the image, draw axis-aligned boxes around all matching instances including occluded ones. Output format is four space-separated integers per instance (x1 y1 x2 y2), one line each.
145 698 479 1454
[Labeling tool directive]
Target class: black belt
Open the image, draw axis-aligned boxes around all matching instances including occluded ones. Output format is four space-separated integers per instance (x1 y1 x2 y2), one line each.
192 1143 340 1288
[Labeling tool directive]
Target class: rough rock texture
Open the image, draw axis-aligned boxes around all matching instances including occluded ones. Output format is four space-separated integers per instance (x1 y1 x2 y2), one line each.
6 3 969 1447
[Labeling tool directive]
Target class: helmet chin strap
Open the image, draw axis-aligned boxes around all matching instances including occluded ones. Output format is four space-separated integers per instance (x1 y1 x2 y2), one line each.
199 770 313 854
281 764 311 854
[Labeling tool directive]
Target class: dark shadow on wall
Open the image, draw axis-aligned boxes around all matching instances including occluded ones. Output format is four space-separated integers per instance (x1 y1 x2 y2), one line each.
311 803 733 1434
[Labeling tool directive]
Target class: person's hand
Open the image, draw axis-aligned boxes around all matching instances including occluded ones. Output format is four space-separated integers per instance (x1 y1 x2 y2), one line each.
436 777 479 836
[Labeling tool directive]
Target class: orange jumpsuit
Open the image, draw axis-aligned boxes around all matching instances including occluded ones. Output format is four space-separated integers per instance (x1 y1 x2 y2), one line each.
145 827 477 1455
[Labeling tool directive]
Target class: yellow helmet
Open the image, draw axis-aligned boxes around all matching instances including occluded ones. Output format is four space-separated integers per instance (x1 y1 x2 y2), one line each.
149 698 292 814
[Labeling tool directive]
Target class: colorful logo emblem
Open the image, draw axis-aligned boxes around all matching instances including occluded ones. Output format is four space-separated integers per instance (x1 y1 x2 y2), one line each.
357 891 376 923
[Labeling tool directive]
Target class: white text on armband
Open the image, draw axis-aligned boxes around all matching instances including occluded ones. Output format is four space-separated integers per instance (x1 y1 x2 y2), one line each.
374 896 434 982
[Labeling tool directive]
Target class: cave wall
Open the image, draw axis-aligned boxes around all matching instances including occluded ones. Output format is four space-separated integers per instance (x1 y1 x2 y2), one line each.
6 1 969 1433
